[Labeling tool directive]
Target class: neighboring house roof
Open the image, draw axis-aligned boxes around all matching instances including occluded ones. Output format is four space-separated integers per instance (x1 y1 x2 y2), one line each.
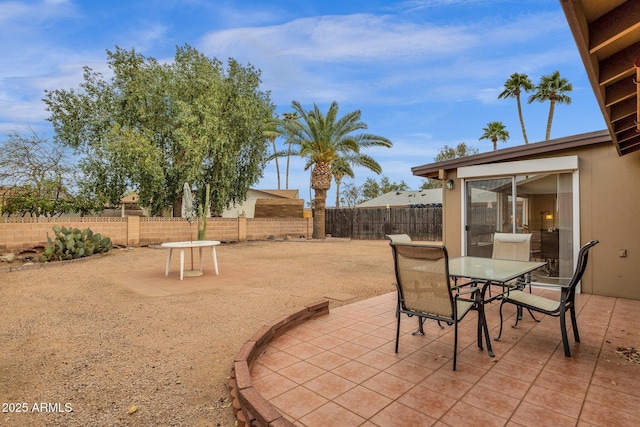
249 189 299 199
356 189 442 208
412 130 611 179
561 1 640 156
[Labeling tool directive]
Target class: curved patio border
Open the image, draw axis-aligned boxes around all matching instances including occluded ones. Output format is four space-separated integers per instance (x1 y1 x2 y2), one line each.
228 300 330 427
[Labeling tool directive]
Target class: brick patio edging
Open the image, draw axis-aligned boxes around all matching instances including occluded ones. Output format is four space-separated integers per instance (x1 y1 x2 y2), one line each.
228 300 330 427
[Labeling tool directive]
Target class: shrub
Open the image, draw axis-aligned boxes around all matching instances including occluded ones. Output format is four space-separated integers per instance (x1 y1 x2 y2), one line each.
40 225 112 262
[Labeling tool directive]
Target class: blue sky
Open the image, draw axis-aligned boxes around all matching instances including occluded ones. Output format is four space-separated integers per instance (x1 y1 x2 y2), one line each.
0 0 607 206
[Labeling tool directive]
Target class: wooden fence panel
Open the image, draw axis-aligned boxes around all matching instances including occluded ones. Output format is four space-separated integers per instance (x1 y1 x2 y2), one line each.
325 207 442 241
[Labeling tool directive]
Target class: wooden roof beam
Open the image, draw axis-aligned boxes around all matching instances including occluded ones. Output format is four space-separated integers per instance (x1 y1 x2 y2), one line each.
610 97 636 122
589 1 640 54
599 41 640 86
605 76 636 107
620 136 640 154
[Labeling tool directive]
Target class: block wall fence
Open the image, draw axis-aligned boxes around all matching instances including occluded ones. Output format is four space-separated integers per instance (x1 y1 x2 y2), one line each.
0 216 313 253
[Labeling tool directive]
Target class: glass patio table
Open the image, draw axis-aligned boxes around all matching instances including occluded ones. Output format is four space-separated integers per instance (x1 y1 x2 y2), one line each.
449 256 546 357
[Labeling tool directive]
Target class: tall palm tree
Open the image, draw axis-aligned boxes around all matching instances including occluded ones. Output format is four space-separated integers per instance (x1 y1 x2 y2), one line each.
331 157 355 208
528 71 572 140
498 73 534 144
263 115 281 189
480 121 510 151
281 112 299 189
283 100 392 239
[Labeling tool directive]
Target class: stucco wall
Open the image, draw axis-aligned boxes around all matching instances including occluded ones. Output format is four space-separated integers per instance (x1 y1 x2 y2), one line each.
578 144 640 299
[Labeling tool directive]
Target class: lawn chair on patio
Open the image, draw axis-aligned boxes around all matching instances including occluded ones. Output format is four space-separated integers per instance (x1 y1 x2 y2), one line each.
390 242 479 370
385 234 412 244
496 240 599 357
491 233 535 320
492 232 533 291
386 234 441 334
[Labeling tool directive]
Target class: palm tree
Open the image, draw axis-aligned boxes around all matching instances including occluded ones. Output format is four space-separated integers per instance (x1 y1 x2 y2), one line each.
281 112 299 189
528 71 572 140
498 73 534 144
263 115 281 189
283 100 392 239
331 157 355 208
480 121 510 151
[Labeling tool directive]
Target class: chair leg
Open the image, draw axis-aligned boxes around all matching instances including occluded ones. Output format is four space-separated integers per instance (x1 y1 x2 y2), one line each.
395 313 401 353
412 317 426 335
511 307 522 328
570 305 580 343
496 301 506 340
560 307 571 357
453 321 458 371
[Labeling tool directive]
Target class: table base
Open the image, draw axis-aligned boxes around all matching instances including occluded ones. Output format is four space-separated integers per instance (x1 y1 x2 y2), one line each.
183 270 204 277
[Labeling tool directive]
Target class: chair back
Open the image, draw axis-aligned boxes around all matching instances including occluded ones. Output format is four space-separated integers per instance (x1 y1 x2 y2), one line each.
492 233 532 261
390 243 453 318
565 240 599 296
385 234 412 244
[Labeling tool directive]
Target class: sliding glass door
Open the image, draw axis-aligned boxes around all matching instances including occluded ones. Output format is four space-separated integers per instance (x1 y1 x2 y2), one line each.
465 172 574 278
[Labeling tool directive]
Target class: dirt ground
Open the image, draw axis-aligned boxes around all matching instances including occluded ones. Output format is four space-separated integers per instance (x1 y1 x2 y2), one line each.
0 238 398 426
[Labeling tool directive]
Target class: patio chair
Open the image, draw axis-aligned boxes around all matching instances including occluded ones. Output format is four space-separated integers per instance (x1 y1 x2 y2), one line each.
385 234 412 244
385 234 445 334
496 240 599 357
390 242 479 370
492 232 532 262
491 232 534 299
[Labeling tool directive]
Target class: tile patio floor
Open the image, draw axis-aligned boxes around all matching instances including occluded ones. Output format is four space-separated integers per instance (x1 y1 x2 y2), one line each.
250 289 640 427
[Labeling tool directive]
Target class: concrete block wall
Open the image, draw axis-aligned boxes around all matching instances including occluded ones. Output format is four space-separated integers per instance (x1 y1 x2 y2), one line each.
0 217 128 252
0 216 312 253
246 218 312 240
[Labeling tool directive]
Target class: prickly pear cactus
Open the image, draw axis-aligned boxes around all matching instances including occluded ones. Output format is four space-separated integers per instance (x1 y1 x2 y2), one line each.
40 226 113 262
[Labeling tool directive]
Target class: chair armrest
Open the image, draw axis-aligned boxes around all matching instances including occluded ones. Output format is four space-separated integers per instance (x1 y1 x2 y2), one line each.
530 275 572 288
456 286 478 296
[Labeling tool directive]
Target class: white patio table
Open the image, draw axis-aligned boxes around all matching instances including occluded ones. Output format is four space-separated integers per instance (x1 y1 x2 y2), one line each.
160 240 220 280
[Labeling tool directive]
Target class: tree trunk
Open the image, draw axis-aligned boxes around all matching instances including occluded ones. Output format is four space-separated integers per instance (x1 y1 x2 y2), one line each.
271 138 280 189
516 96 529 144
311 162 332 239
312 189 326 239
173 194 182 217
545 100 556 140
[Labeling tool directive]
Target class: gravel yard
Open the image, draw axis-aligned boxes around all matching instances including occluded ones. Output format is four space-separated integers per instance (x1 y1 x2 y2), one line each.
0 239 396 426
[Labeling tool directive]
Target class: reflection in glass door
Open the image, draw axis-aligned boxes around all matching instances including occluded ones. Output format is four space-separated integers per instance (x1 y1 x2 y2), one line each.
465 178 511 257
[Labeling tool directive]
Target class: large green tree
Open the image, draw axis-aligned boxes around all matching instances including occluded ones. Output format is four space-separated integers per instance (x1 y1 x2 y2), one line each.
282 101 392 239
434 142 479 162
528 70 572 140
480 121 510 151
421 142 480 189
43 45 274 216
498 72 534 144
361 176 409 200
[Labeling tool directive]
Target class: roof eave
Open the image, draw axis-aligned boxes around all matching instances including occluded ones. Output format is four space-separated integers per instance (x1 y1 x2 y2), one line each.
412 129 611 178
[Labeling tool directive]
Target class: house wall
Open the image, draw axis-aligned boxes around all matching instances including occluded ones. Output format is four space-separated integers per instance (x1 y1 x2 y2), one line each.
442 172 462 256
442 143 640 300
0 216 312 252
579 143 640 299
